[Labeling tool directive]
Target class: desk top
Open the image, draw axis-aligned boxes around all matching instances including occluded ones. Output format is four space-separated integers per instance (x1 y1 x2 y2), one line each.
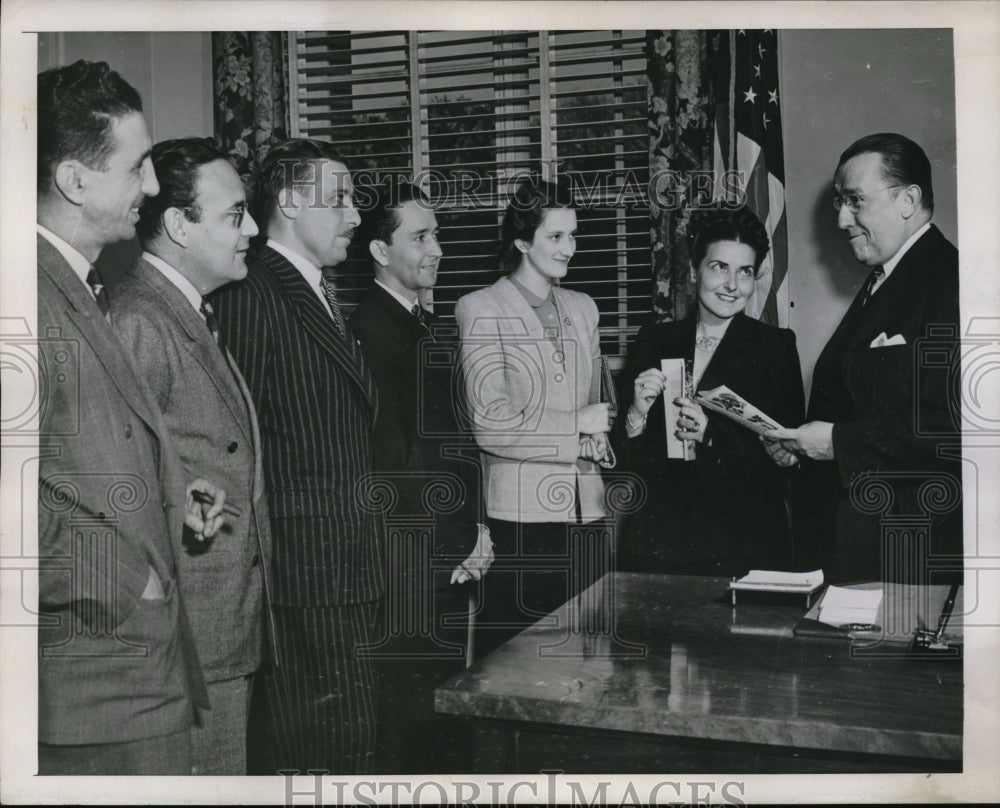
435 573 962 762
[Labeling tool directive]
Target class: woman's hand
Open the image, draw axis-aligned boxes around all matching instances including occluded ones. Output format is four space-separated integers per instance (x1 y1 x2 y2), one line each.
578 403 610 435
674 397 708 444
579 431 610 461
631 368 666 417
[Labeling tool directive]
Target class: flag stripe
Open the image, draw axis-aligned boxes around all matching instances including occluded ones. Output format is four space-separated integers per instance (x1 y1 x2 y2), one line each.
712 29 788 327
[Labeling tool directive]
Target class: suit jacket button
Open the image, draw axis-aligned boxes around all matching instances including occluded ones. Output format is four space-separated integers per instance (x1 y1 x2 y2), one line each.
251 554 260 567
124 424 132 438
228 441 238 453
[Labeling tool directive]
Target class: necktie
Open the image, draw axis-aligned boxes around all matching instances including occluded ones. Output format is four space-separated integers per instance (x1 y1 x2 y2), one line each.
86 266 110 319
861 265 885 307
411 302 436 342
200 299 222 346
319 275 346 337
411 303 429 328
201 299 242 386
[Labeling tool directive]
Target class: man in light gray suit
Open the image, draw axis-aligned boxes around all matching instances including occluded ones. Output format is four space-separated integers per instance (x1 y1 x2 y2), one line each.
36 61 224 776
108 137 273 774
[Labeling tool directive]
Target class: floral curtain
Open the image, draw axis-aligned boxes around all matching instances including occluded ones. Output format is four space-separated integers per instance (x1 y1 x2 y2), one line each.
212 32 289 182
647 30 718 321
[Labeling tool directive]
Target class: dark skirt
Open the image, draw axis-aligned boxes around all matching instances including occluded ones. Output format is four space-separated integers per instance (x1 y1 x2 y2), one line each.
620 457 793 578
474 518 613 659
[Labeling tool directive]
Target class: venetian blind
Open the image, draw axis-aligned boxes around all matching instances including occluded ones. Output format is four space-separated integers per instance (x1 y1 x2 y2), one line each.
290 30 649 362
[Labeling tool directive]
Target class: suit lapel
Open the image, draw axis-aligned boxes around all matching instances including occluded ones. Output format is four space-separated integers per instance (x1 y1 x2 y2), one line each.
221 347 267 503
367 284 427 348
129 258 253 442
846 228 941 348
259 246 378 412
38 236 166 439
815 272 874 365
493 276 548 342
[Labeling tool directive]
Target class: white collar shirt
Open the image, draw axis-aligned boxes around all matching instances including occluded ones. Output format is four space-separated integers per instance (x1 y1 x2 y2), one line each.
881 221 932 281
374 277 419 312
37 224 93 291
142 251 204 315
267 238 335 318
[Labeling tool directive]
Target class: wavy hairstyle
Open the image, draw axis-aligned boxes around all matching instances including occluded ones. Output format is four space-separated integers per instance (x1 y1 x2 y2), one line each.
686 206 770 276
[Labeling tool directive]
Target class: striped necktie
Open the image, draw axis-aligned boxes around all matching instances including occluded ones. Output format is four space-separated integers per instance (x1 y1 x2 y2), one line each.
319 275 346 337
411 302 437 342
860 265 885 307
86 266 110 319
411 302 430 329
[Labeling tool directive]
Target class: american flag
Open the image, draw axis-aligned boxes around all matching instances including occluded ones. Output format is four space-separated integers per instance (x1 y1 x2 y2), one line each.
713 29 788 327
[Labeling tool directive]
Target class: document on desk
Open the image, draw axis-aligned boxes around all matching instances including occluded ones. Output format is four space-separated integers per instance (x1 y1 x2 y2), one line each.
816 585 883 628
730 569 824 592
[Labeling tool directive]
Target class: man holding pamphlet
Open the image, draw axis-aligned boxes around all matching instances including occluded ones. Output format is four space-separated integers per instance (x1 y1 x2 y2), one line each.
619 208 804 577
764 133 961 585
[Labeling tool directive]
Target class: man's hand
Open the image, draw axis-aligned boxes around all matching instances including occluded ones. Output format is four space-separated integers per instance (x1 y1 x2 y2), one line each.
185 478 227 541
451 524 495 585
765 421 835 461
760 436 800 467
579 432 610 462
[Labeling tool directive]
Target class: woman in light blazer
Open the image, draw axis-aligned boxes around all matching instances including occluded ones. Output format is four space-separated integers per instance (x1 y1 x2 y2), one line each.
455 179 612 657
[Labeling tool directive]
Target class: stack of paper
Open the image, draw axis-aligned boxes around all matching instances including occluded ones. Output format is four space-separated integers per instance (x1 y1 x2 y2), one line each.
730 569 824 593
817 585 883 627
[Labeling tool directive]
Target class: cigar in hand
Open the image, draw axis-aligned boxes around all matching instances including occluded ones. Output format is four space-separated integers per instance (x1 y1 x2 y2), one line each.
191 489 243 518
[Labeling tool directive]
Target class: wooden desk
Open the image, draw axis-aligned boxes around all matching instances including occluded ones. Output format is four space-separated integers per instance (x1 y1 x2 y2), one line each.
435 573 962 773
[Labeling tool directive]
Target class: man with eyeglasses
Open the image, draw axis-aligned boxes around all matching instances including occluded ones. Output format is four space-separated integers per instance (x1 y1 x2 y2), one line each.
765 132 960 584
108 137 272 774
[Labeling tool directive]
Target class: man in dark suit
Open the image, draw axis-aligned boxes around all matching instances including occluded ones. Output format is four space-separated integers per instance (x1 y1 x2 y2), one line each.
348 180 493 773
767 133 961 583
212 139 383 775
108 137 273 774
36 60 224 775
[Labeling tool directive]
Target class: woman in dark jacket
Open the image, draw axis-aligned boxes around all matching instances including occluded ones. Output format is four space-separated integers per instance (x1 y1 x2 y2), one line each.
620 207 804 576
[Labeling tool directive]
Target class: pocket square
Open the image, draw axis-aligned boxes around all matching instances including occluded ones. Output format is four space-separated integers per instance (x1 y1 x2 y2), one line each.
869 332 906 348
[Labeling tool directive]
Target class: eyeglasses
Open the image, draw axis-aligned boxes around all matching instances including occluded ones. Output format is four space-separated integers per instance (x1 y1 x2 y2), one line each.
182 203 247 228
832 185 905 215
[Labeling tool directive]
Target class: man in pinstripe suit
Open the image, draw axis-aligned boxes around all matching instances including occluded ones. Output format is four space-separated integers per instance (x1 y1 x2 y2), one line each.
766 134 961 584
213 139 383 775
